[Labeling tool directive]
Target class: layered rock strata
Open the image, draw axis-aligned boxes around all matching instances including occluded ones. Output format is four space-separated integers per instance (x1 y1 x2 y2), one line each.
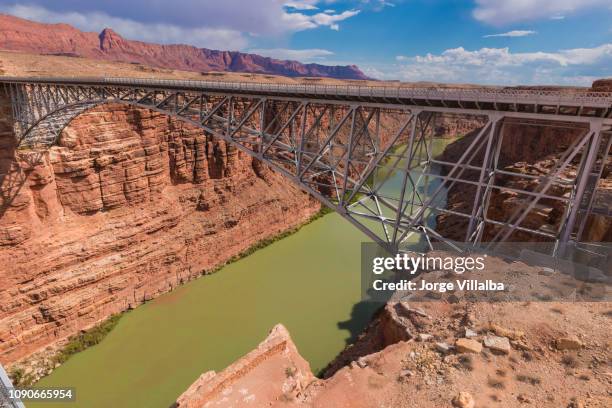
436 121 611 242
0 14 368 80
175 324 315 408
0 100 320 364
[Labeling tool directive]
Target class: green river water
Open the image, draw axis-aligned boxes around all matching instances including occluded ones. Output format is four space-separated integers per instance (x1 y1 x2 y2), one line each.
32 139 452 408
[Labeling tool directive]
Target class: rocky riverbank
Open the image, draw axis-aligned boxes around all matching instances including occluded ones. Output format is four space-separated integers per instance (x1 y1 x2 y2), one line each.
175 256 611 407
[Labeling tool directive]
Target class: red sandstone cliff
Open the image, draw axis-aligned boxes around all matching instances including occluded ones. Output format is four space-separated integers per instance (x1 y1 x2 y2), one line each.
0 14 368 80
0 96 320 365
175 324 315 407
0 90 472 369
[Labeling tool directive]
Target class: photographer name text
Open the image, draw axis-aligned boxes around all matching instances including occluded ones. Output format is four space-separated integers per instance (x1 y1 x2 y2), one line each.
372 279 504 292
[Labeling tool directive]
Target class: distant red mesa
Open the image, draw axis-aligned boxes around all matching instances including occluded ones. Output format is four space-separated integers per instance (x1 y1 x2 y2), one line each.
0 14 369 80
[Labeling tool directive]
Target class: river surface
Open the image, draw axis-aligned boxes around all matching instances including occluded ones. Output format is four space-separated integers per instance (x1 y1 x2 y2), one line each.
33 139 452 408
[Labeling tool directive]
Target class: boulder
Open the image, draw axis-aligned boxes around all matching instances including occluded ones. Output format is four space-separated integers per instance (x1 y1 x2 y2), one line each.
556 336 583 350
436 342 452 353
455 338 482 354
452 391 475 408
484 335 511 354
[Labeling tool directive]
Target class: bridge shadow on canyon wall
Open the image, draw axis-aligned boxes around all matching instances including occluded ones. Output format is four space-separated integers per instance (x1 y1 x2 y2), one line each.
0 127 46 220
0 94 24 219
0 126 23 219
0 151 46 220
337 299 382 346
323 289 393 378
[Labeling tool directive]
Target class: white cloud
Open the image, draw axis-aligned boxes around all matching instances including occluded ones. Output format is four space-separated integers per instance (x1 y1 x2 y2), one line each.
284 1 319 11
362 66 387 79
310 9 361 29
376 0 396 9
550 15 566 20
280 11 318 31
473 0 610 25
278 7 360 32
389 44 612 85
484 30 537 38
0 1 362 49
270 6 361 32
248 48 334 61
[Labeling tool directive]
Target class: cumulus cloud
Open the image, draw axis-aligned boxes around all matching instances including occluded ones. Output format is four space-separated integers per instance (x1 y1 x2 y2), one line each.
279 7 360 31
248 48 334 61
473 0 610 25
483 30 537 38
0 1 362 49
311 9 361 29
389 44 612 85
284 1 319 10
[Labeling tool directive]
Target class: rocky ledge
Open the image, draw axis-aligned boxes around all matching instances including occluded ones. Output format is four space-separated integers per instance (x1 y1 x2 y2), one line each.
174 324 315 408
176 256 611 407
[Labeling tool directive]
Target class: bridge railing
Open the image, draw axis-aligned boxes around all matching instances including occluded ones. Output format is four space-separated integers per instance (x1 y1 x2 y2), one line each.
2 76 612 108
101 77 612 106
100 77 612 107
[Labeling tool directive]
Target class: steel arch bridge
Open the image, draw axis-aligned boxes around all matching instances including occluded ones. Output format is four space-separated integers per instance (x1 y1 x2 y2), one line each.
1 76 611 256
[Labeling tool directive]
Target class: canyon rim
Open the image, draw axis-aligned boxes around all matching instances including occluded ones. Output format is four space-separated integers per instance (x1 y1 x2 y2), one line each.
0 5 611 408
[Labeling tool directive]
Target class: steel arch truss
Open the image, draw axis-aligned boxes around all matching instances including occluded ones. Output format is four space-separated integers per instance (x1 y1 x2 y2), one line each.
2 81 610 254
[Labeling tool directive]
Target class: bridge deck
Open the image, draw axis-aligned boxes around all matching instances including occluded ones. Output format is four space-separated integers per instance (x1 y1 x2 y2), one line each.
1 75 610 251
2 76 612 118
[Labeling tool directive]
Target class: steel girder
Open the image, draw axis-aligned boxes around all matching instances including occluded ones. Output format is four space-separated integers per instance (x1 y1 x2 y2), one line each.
2 76 612 118
1 81 610 255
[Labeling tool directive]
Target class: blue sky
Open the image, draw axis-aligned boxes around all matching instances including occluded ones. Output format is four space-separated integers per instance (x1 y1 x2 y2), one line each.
1 0 611 85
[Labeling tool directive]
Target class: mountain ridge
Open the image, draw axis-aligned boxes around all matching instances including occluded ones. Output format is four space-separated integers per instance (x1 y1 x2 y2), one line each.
0 14 369 80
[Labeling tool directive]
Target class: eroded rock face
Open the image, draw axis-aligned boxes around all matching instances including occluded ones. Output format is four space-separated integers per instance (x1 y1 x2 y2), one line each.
432 114 487 139
591 78 612 92
175 324 315 407
436 122 611 242
0 101 319 364
176 293 612 408
0 14 369 80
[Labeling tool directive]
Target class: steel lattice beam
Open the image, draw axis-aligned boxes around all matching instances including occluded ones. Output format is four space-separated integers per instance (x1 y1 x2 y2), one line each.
1 77 610 256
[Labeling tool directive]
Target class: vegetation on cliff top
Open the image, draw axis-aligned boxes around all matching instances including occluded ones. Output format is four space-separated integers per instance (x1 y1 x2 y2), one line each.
203 205 333 275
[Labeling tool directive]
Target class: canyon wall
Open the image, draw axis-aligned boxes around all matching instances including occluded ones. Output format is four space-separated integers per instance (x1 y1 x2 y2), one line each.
436 121 611 243
0 14 368 80
0 94 482 365
0 97 320 364
431 113 487 139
